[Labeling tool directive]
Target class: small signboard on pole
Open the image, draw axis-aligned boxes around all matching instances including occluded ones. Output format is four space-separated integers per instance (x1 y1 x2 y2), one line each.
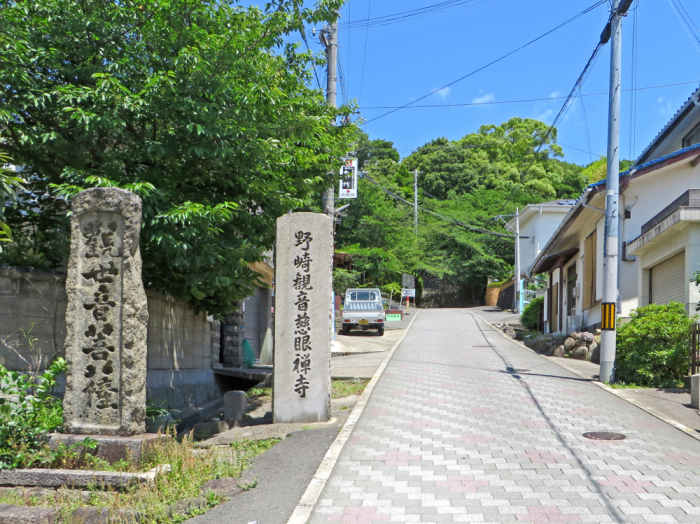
401 273 415 289
339 157 358 199
401 288 416 298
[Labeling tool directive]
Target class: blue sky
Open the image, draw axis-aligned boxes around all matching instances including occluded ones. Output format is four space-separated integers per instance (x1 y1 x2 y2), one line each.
282 0 700 166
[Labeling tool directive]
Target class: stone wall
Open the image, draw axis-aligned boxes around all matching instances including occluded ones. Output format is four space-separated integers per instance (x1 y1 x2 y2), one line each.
0 266 223 410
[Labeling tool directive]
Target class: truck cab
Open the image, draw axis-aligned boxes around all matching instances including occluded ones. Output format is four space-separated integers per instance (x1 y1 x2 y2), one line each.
341 288 385 336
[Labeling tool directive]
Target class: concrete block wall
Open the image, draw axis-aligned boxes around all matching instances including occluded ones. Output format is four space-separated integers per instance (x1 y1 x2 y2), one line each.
145 290 223 408
0 267 223 410
0 267 67 372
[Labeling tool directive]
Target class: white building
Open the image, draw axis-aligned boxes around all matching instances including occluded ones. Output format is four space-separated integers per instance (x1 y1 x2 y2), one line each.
507 200 576 279
530 85 700 334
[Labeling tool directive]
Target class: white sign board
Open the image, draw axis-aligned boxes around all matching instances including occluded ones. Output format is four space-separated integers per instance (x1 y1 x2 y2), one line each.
401 288 416 298
339 157 358 199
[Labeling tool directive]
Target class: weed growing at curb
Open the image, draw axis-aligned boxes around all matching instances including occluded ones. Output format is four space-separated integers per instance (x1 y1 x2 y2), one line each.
0 434 280 523
332 378 369 399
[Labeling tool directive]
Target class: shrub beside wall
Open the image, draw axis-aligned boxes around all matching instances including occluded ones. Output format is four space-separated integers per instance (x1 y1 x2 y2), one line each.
521 297 544 331
615 302 694 387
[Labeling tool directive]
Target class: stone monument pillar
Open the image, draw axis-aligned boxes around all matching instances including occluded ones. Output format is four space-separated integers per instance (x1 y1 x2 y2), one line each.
63 188 148 436
273 213 332 423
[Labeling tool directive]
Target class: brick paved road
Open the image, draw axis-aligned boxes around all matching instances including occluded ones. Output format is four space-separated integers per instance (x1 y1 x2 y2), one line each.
309 309 700 524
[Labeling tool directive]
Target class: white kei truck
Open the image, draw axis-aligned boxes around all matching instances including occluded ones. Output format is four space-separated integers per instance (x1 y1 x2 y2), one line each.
340 288 385 336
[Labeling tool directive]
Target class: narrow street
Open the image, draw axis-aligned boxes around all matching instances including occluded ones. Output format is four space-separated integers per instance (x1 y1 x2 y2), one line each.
309 309 700 524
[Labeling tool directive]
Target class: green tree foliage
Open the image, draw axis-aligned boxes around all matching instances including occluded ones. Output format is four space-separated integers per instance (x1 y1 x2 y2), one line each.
580 156 634 184
0 149 23 246
355 130 400 169
332 268 360 296
334 119 589 304
521 297 544 331
402 118 587 201
615 303 695 387
0 0 355 317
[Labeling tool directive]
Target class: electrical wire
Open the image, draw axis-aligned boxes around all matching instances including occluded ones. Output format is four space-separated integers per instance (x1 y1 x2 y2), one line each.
667 0 700 54
578 86 594 163
299 28 323 91
338 0 490 31
362 0 607 125
358 0 372 108
537 39 605 151
628 0 639 159
356 80 700 110
361 173 516 239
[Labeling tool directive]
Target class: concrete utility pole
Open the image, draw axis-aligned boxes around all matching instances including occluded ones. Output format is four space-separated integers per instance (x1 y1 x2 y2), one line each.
600 0 633 384
514 207 521 314
321 20 338 218
414 170 419 235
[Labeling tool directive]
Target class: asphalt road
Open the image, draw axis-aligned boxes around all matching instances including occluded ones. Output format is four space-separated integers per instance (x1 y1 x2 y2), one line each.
189 427 339 524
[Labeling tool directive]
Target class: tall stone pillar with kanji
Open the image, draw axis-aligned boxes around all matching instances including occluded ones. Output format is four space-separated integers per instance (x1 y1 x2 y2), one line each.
273 213 332 423
63 188 148 436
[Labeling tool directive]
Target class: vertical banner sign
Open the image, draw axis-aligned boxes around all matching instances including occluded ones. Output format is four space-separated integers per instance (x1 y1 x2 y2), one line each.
339 157 358 199
273 212 332 424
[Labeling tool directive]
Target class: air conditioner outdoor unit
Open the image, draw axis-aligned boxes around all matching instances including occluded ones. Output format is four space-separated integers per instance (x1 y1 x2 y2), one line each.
572 285 581 299
567 315 581 333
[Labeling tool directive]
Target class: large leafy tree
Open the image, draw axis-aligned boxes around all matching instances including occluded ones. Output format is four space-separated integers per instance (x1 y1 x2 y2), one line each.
403 118 587 201
334 119 588 304
0 0 355 316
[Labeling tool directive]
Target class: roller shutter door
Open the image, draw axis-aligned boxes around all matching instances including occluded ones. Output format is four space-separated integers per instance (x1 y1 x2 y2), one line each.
651 252 685 306
244 288 261 361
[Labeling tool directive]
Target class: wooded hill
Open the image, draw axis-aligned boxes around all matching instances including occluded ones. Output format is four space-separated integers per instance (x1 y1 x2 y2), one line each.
334 117 595 305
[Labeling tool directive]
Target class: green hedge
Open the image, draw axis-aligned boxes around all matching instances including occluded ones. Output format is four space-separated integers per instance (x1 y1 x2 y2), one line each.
521 296 544 331
615 302 694 387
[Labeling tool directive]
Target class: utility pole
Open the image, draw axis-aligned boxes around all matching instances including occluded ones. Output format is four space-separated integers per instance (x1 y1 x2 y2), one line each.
600 0 633 384
414 170 419 235
514 207 521 314
321 20 338 218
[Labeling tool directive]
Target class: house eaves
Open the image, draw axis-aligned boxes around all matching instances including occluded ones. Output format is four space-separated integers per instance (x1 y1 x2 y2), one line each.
592 141 700 193
529 142 700 277
635 85 700 166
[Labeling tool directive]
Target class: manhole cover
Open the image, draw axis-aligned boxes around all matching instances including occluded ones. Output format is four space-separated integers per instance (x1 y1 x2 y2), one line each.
582 432 626 441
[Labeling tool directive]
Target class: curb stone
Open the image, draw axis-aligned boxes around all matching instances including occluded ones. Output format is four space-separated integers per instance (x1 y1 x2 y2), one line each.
470 310 700 444
285 311 421 524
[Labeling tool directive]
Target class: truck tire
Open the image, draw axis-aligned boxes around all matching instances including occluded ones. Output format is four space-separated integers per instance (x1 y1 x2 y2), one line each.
377 326 385 336
342 324 350 335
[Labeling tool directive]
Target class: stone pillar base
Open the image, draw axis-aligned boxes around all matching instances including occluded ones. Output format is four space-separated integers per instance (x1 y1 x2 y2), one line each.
44 433 168 465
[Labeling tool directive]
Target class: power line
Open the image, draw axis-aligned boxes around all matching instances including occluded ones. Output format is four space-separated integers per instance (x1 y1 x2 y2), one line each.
579 86 594 163
361 173 516 239
357 80 700 110
338 0 490 31
362 0 608 125
358 0 372 108
667 0 700 53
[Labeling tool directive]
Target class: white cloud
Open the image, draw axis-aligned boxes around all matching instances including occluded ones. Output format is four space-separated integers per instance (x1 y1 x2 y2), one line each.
658 97 673 115
472 93 495 104
536 109 554 122
549 91 560 99
432 87 450 100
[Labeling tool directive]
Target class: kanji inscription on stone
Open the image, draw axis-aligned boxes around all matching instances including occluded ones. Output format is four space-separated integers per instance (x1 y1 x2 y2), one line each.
273 212 332 423
63 188 148 436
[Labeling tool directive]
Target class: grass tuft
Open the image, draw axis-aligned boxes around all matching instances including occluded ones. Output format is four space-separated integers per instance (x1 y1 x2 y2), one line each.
0 433 279 523
331 379 369 399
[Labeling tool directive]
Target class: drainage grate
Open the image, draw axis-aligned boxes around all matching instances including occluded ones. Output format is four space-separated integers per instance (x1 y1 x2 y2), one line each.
582 431 626 441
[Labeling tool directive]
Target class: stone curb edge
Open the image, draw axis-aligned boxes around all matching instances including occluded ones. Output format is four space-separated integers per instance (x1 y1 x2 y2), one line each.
286 311 422 524
471 310 700 444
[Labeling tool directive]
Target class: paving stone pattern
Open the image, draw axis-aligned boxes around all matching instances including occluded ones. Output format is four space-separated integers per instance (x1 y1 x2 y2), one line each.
309 310 700 524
